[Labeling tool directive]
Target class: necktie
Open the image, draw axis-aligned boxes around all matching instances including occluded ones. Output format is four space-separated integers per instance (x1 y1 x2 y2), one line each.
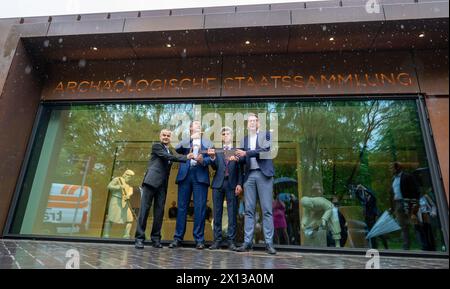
224 146 229 176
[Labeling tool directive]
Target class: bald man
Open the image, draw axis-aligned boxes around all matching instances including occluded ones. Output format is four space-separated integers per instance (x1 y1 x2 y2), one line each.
135 129 194 249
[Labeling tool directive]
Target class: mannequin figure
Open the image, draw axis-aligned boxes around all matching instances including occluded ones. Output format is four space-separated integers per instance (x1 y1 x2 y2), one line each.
103 169 135 238
301 196 342 247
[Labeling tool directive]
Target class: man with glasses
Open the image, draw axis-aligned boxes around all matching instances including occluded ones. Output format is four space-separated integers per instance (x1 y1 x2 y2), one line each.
207 127 243 251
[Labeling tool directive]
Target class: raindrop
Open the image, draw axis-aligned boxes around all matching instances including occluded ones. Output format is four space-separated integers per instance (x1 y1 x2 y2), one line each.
322 25 327 32
78 59 87 68
24 65 32 74
58 38 63 44
168 36 172 41
62 56 67 62
181 48 187 58
43 39 50 47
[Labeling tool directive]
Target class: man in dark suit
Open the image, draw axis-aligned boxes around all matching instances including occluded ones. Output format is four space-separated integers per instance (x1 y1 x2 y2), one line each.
169 120 213 249
390 162 420 250
134 129 194 249
207 127 243 251
235 113 277 254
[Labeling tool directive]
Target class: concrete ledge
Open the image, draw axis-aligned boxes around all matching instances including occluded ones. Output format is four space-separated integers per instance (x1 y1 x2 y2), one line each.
384 2 449 20
47 19 124 36
205 10 290 29
124 15 204 32
292 6 384 24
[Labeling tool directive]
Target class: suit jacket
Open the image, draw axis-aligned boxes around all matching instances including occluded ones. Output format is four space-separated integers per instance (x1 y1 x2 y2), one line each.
391 171 420 200
240 131 274 182
142 142 187 189
175 138 213 185
210 148 243 190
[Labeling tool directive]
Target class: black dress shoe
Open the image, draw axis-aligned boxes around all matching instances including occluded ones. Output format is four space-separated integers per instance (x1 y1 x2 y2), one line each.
266 245 277 255
169 240 181 249
228 242 237 251
152 242 163 248
196 243 205 250
135 239 144 249
235 243 252 252
209 242 221 250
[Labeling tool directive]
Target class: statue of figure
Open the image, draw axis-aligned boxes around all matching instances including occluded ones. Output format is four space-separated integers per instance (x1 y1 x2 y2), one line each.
301 196 342 247
103 169 135 238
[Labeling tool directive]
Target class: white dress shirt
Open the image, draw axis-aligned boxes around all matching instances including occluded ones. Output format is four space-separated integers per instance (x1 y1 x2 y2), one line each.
249 131 260 170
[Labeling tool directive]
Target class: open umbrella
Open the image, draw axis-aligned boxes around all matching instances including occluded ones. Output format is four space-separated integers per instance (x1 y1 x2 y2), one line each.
277 193 291 202
274 177 298 192
366 211 401 239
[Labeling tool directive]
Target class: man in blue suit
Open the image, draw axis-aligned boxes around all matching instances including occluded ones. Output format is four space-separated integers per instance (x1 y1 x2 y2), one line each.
169 120 213 249
207 127 243 251
235 113 277 255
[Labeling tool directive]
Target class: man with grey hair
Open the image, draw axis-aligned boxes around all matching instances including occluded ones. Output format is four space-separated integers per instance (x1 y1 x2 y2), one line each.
135 129 194 249
169 120 214 250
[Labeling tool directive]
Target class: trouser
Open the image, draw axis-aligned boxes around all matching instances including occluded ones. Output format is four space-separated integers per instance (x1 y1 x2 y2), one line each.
416 221 436 251
135 183 167 242
243 170 274 246
212 178 238 243
394 200 411 250
174 168 209 243
274 228 289 245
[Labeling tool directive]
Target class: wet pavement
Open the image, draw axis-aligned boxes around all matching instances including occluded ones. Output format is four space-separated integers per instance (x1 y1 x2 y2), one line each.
0 239 448 269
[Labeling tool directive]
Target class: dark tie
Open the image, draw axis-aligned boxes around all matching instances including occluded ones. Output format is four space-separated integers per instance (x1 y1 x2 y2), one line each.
224 146 230 176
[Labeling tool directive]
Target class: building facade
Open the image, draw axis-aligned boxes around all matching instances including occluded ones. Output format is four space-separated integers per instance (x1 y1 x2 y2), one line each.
0 0 448 255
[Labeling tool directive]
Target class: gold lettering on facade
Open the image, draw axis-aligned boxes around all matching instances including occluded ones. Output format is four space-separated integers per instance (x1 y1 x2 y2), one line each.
307 75 318 88
293 76 304 88
206 77 218 90
78 81 90 93
54 82 64 92
150 79 162 91
281 76 291 88
136 79 149 91
66 81 77 92
180 78 192 90
380 73 395 85
397 73 412 86
51 72 414 97
338 74 353 86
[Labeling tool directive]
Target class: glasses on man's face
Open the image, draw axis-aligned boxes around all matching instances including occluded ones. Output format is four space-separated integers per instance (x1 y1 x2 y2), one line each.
162 134 171 137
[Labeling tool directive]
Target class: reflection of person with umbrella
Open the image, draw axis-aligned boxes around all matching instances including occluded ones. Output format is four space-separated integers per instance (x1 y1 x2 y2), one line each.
274 177 300 245
354 184 389 249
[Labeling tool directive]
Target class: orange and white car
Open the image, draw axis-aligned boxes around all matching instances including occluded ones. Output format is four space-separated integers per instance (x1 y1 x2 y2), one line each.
44 183 92 234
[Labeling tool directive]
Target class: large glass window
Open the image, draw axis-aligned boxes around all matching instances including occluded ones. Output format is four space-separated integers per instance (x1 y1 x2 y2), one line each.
10 99 446 252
